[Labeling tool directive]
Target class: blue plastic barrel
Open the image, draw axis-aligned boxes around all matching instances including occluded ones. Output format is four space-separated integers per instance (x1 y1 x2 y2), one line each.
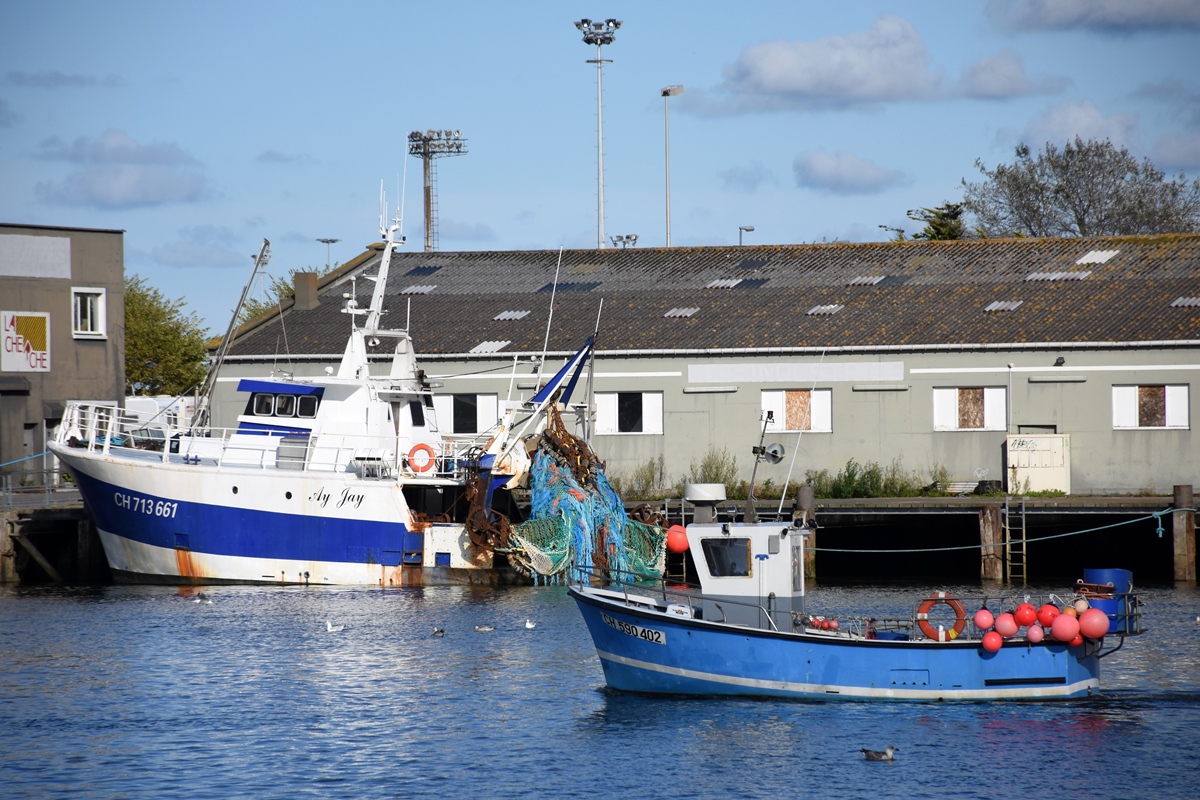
1083 568 1133 633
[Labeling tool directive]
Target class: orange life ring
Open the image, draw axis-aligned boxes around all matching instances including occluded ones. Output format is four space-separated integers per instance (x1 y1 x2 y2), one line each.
917 591 968 641
407 443 436 473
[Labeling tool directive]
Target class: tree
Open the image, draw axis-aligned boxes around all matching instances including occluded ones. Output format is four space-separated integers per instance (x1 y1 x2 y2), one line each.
238 265 335 325
909 202 969 240
962 137 1200 238
125 275 210 396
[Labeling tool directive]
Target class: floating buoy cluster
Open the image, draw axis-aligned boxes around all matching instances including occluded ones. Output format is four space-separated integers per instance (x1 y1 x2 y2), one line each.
975 598 1110 653
806 615 840 631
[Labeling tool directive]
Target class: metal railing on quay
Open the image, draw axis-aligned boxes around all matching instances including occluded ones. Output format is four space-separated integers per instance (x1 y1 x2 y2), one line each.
0 469 82 511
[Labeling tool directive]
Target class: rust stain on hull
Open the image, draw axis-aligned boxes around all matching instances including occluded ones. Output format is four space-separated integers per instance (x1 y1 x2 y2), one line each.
174 547 201 584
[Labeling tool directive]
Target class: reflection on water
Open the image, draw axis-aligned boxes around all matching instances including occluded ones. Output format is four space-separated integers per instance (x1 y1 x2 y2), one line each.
0 583 1197 800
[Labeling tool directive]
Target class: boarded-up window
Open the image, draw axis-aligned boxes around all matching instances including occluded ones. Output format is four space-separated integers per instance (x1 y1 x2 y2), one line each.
761 389 833 432
1138 386 1166 427
785 389 813 431
1112 385 1189 429
958 388 984 429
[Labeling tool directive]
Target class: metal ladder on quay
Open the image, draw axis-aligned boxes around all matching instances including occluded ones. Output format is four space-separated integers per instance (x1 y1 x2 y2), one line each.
1003 495 1027 586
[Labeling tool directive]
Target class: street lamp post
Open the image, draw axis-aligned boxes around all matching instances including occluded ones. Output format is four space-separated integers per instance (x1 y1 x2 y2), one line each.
661 85 683 247
739 225 754 246
575 18 621 250
317 238 340 270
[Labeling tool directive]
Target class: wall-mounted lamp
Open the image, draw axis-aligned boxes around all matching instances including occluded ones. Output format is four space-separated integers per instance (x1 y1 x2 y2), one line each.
1054 356 1065 366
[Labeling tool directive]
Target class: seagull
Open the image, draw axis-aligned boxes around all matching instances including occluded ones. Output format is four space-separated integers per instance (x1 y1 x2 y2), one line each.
861 746 899 762
326 620 345 633
432 627 445 637
193 592 213 604
474 625 495 632
525 619 536 629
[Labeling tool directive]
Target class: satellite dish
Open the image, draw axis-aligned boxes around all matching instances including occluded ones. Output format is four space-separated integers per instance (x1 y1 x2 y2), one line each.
764 443 785 464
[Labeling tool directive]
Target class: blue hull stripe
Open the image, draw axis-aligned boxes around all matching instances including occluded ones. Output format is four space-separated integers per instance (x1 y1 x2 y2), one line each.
73 469 414 565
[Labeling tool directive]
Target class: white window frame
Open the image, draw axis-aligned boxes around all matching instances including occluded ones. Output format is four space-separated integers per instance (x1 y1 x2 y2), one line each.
595 391 664 435
932 387 1007 431
431 393 500 435
760 389 833 433
1112 384 1189 430
71 287 107 339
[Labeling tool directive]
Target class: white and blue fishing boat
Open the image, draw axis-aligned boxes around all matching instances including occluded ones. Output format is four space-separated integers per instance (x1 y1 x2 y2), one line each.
49 211 599 587
570 515 1144 701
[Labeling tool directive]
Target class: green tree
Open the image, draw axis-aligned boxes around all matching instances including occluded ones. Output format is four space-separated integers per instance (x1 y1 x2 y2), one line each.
238 265 335 325
125 275 210 396
962 137 1200 238
909 202 968 240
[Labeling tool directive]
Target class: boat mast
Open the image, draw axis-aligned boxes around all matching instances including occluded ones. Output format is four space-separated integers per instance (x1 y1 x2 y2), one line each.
190 239 270 429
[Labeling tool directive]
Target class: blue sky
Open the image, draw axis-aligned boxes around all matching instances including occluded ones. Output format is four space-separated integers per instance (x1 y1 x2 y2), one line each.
2 1 1199 331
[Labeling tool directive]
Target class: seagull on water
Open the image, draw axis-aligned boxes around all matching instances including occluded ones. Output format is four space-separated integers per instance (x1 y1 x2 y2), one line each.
474 625 495 632
193 592 213 604
525 619 536 629
326 620 345 633
433 627 445 637
860 746 899 762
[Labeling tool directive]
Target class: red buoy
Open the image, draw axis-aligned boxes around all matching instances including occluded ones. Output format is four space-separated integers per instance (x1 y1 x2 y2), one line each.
1014 603 1037 627
974 608 995 631
994 612 1019 638
1037 604 1060 627
982 631 1003 652
1070 633 1084 647
829 619 839 631
1051 613 1080 642
666 525 689 554
1078 607 1110 639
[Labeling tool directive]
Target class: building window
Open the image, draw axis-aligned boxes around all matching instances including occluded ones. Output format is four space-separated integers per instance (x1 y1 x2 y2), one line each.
433 394 499 435
933 387 1006 431
1112 385 1189 429
72 288 106 339
761 389 832 432
596 392 663 435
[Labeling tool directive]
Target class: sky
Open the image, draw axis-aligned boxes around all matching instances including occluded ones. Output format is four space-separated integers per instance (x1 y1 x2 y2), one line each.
2 1 1199 332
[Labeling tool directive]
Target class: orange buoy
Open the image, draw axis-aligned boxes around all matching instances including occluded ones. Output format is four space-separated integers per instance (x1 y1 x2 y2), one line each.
666 524 689 554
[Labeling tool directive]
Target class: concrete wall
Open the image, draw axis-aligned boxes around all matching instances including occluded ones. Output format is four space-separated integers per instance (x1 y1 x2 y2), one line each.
212 342 1198 496
0 224 125 477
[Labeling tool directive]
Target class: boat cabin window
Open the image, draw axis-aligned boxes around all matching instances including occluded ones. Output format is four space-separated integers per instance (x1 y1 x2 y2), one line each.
297 395 318 418
250 392 320 419
700 537 752 577
275 394 296 417
253 393 275 416
409 400 425 427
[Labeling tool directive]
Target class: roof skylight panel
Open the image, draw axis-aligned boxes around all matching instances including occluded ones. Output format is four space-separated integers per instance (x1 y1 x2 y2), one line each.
469 340 511 354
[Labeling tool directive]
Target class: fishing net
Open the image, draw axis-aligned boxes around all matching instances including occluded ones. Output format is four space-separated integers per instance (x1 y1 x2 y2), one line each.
507 406 665 585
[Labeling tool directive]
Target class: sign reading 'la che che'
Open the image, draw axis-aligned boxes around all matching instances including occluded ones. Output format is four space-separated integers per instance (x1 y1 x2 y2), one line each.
2 311 51 372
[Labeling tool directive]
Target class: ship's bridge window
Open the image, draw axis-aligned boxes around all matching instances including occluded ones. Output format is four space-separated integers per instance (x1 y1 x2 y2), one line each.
251 393 320 419
701 537 752 577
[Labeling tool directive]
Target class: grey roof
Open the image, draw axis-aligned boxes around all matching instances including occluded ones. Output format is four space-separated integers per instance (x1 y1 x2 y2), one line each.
223 234 1200 359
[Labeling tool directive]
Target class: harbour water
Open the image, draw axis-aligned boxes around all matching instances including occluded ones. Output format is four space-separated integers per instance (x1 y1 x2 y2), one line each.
1 582 1198 799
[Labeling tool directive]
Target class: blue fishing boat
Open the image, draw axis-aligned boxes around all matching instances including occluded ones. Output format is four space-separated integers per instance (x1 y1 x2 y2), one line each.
569 518 1144 701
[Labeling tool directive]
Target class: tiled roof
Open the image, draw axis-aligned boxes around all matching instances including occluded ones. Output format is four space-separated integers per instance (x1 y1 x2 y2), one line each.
224 234 1200 358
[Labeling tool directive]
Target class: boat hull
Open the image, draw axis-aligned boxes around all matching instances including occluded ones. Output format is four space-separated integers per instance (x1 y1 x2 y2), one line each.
52 444 520 587
570 587 1102 701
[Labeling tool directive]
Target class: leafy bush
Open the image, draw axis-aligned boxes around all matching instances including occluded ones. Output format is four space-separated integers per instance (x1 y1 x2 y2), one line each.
804 457 943 498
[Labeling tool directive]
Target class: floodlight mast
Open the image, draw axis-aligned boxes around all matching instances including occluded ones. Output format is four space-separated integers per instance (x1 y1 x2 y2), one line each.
407 129 468 253
575 18 621 250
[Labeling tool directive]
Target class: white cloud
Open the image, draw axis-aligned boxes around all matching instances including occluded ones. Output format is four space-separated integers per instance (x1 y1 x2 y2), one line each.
959 50 1067 98
32 129 208 209
987 0 1200 31
1152 132 1200 169
719 162 775 192
716 15 943 111
793 150 908 194
1023 100 1137 147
